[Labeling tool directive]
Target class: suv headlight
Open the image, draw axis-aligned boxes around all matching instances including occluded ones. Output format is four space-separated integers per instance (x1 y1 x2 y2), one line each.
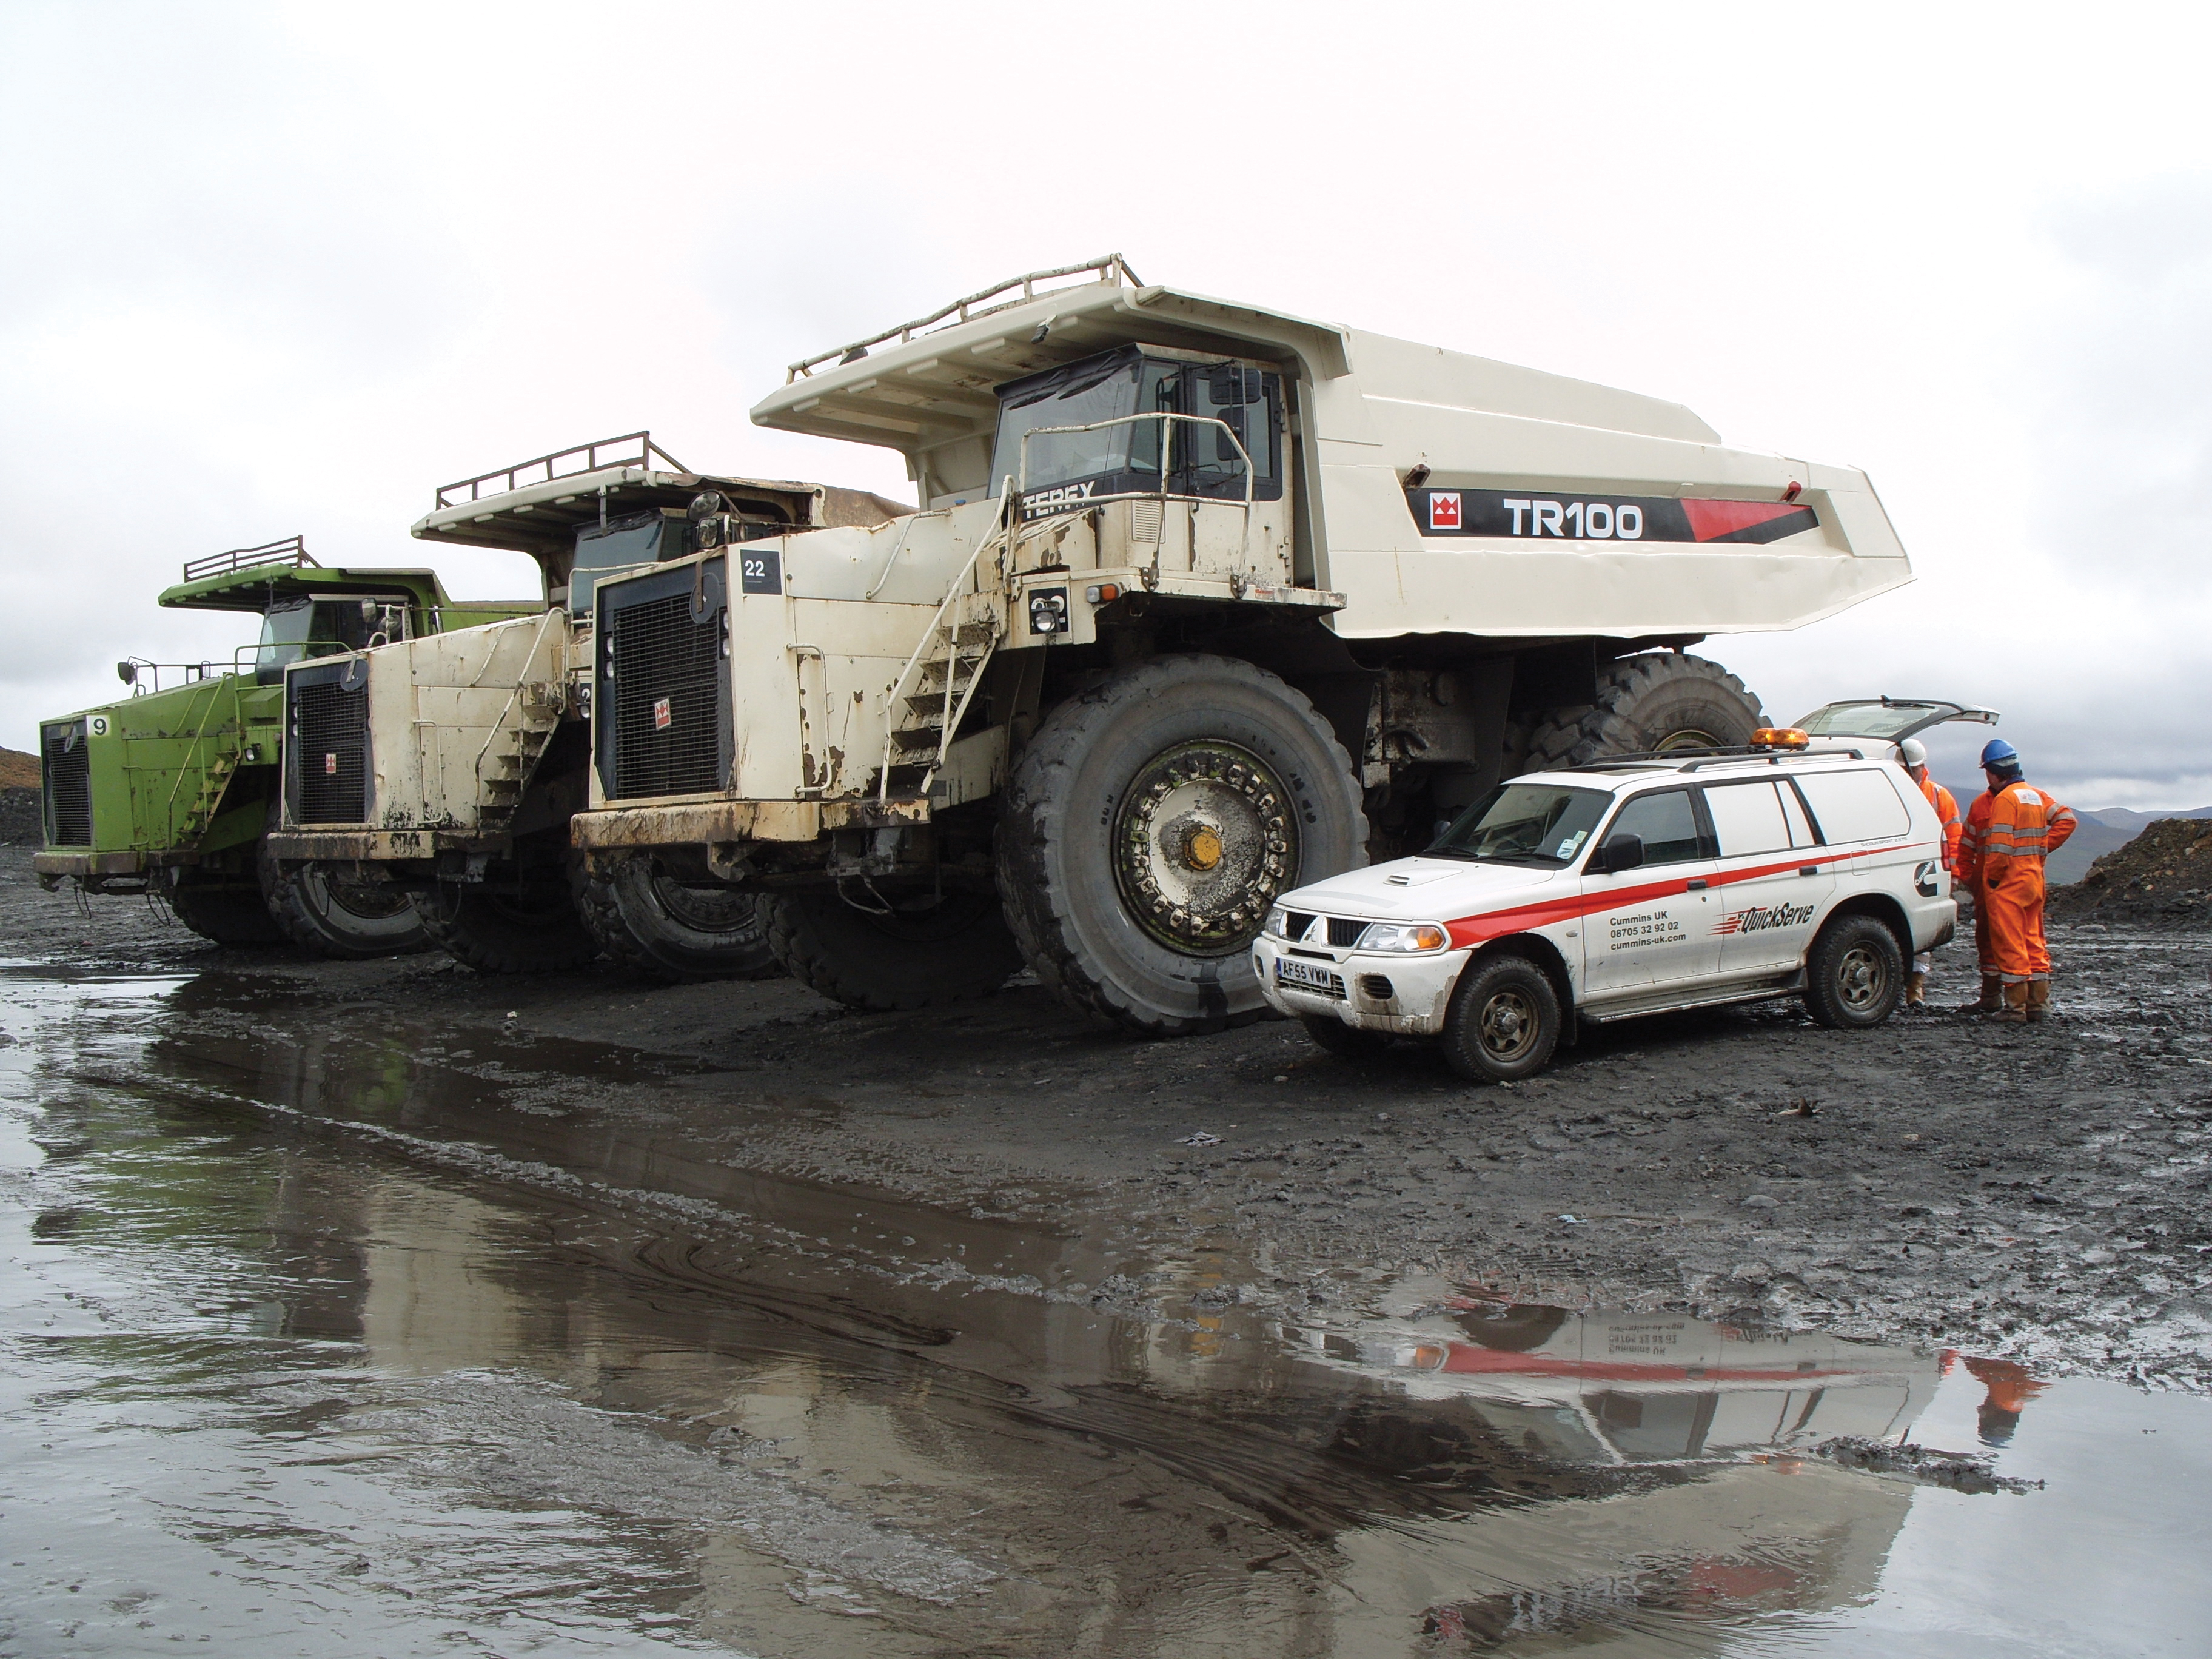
1264 905 1290 939
1355 922 1449 953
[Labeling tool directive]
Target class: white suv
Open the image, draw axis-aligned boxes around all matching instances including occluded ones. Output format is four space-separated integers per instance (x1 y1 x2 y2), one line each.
1255 748 1956 1082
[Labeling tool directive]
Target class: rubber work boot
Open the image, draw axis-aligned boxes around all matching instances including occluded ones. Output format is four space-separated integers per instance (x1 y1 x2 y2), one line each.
2026 979 2051 1022
1961 974 2003 1014
1905 971 1927 1009
1993 982 2029 1024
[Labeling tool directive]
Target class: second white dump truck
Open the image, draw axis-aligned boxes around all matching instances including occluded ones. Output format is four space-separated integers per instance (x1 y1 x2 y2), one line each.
266 434 907 976
562 256 1911 1033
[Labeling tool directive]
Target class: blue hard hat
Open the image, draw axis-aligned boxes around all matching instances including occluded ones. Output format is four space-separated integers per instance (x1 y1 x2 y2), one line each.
1981 738 2019 767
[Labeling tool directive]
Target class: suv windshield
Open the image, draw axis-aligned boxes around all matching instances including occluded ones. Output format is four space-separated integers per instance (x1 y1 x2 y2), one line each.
1795 700 1951 739
1430 782 1612 866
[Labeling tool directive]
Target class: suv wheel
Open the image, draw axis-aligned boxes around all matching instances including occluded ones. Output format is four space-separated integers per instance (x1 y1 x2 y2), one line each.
1441 954 1561 1084
1805 914 1903 1029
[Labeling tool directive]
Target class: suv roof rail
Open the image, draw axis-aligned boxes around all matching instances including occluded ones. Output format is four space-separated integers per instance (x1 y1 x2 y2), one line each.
786 254 1144 383
182 534 317 583
1568 743 1868 773
434 432 692 511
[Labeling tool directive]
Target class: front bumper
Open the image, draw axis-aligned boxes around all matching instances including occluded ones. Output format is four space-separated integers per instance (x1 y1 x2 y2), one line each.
570 795 930 851
1252 936 1466 1036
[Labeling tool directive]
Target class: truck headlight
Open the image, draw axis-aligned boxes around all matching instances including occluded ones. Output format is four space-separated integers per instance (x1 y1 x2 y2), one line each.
1355 922 1449 953
1264 905 1290 939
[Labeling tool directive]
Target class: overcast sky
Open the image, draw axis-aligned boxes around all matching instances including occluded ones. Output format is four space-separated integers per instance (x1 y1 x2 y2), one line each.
4 2 2208 806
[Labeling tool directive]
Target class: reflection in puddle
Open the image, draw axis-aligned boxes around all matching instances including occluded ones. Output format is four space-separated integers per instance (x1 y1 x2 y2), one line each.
1 964 2207 1655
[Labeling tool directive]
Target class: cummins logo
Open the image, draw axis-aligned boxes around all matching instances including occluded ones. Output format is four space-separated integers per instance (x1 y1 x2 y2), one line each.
1715 902 1815 936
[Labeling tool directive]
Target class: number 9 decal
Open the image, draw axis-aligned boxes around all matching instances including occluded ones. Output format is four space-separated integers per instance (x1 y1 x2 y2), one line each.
89 716 109 737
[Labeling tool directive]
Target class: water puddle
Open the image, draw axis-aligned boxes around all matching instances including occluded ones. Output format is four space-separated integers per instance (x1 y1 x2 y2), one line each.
2 962 2208 1655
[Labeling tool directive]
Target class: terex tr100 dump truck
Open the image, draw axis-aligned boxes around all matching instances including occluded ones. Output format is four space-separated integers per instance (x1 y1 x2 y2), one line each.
35 537 535 953
264 434 908 976
569 257 1913 1034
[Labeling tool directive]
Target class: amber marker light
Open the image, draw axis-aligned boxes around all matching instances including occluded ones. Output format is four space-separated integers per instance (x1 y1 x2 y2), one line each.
1084 583 1122 603
1751 728 1811 748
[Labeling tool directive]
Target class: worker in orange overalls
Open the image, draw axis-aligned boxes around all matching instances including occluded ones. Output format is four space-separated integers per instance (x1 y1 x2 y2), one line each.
1956 769 2002 1011
1962 739 2076 1023
1899 737 1961 1010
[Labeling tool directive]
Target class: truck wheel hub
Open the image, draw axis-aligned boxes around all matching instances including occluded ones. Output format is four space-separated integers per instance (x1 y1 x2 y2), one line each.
1113 740 1296 954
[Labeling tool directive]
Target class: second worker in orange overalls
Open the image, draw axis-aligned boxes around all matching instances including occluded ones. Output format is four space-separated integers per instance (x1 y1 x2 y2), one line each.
1954 739 2075 1023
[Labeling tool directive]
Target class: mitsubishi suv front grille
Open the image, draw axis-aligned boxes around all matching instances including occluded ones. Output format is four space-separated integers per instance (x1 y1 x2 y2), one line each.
41 721 92 845
598 561 728 800
288 660 371 823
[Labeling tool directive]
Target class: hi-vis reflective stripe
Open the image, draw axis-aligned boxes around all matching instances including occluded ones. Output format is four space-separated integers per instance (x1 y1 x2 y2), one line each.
1441 842 1920 948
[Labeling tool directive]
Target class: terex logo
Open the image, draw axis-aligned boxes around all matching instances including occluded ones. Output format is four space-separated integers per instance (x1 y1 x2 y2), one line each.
1021 480 1099 520
652 697 672 731
1429 491 1462 530
1715 901 1817 936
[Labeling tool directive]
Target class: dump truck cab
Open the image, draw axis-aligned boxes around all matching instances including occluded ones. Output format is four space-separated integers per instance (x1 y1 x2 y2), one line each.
571 257 1915 1034
35 537 532 951
265 434 905 977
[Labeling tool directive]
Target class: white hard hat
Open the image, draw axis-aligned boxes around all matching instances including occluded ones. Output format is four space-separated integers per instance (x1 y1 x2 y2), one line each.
1899 737 1928 766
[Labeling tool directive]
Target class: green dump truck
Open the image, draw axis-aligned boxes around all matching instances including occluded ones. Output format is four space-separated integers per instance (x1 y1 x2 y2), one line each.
35 537 538 953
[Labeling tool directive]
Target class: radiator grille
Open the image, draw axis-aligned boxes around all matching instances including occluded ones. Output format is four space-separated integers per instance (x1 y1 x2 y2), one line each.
291 675 370 823
1326 917 1366 948
606 586 725 798
42 725 92 845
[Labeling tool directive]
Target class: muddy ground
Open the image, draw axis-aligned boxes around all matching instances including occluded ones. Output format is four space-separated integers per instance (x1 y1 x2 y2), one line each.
6 844 2208 1396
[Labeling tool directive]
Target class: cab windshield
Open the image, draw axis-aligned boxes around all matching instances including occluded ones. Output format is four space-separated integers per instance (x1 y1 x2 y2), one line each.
991 347 1158 495
571 512 675 611
1429 782 1612 866
253 597 316 682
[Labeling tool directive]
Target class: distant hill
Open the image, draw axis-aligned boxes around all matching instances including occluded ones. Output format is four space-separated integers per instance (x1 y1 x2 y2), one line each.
0 747 36 790
2049 818 2212 925
2050 805 2212 885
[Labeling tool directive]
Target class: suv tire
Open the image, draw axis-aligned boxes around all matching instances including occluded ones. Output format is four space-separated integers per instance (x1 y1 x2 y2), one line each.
1441 953 1561 1083
1804 913 1903 1028
1302 1015 1390 1061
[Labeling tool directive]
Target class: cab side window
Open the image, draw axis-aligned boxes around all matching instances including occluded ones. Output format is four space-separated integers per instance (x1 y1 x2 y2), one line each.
1603 788 1706 865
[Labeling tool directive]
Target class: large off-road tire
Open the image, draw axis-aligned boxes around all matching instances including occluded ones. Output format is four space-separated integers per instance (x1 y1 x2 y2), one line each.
167 872 285 947
412 879 600 975
765 887 1022 1011
1517 652 1764 774
998 654 1367 1037
261 855 432 959
573 854 780 983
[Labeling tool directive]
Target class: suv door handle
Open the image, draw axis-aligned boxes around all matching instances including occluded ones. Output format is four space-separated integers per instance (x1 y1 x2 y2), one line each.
1799 866 1820 877
1686 879 1708 891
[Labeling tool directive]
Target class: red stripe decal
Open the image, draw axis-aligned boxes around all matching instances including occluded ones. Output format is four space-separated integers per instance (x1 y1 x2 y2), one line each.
1680 499 1818 541
1441 843 1927 949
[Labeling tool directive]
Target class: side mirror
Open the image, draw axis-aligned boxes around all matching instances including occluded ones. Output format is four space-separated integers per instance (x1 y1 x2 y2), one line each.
1593 833 1644 874
116 661 136 685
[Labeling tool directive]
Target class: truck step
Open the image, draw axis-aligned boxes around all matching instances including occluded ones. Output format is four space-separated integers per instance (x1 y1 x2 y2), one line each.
889 726 943 753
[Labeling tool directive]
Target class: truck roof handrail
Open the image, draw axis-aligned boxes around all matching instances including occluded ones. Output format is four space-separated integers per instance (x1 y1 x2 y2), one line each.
787 254 1144 383
182 535 317 583
433 432 694 510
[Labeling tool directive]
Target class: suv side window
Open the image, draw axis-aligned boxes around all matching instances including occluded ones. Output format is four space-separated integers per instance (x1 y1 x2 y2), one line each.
1701 779 1820 856
1601 788 1707 865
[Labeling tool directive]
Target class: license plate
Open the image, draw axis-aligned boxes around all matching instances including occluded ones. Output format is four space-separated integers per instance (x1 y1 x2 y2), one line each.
1274 957 1346 997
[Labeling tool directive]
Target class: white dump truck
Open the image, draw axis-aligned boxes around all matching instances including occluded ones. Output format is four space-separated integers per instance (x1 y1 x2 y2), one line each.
264 433 907 975
561 256 1912 1033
